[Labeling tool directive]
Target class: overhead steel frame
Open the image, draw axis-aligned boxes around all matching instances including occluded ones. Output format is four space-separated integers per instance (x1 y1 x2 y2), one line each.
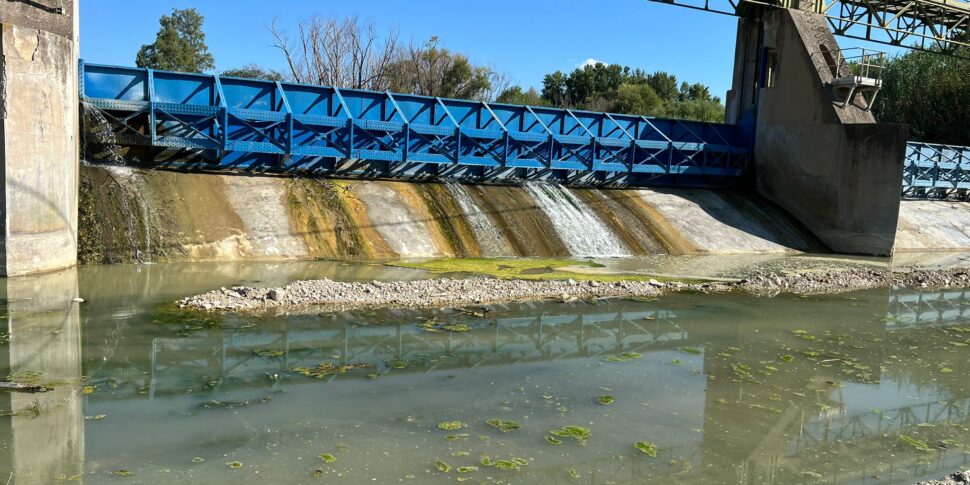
80 62 749 186
902 141 970 199
647 0 970 55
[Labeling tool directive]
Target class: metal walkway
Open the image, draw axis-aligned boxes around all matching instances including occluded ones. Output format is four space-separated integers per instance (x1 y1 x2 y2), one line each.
80 62 750 186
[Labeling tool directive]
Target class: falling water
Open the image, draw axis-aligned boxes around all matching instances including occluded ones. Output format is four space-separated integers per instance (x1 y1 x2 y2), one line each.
81 102 126 165
444 181 513 256
524 183 630 257
104 166 157 262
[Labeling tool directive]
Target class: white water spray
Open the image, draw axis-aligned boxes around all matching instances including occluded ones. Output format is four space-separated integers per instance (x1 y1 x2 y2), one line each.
445 181 512 256
524 183 630 257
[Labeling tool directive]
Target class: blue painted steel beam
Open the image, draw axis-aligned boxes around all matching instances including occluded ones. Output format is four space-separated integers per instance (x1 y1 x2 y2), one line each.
903 141 970 200
80 62 751 184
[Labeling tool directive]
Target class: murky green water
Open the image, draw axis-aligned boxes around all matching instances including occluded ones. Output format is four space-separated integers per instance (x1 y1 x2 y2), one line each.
2 260 970 484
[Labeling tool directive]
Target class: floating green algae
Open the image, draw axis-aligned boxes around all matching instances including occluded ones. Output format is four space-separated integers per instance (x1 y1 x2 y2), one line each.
112 469 133 476
486 419 521 432
191 457 204 463
319 453 337 463
568 468 580 478
634 441 658 457
898 434 933 452
545 436 563 445
389 258 700 283
227 461 242 469
549 426 591 443
596 395 614 405
457 466 478 473
438 421 468 431
254 349 284 357
436 460 451 473
420 321 471 333
604 352 643 363
292 362 368 379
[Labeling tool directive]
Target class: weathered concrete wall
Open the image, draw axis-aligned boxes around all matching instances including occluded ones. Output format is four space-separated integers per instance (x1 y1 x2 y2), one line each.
77 165 823 263
0 1 79 276
730 8 907 256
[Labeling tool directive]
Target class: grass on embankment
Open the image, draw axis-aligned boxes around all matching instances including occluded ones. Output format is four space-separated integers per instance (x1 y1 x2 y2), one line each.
388 258 708 284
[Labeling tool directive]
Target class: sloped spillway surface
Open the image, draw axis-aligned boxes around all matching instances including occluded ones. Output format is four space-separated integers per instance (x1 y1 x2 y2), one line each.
524 183 631 257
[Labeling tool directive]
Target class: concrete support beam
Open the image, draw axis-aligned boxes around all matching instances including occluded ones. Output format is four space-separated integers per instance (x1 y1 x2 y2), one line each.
728 7 907 256
0 0 79 276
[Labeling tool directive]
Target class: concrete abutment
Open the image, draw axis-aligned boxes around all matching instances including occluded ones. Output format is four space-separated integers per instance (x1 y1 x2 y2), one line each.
727 6 908 256
0 0 79 276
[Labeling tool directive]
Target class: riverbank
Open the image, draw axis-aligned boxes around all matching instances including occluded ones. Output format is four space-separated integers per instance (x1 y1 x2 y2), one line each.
177 266 970 313
917 471 970 485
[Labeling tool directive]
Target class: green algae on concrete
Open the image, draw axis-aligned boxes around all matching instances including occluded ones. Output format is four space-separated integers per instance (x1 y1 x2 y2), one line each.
390 257 698 283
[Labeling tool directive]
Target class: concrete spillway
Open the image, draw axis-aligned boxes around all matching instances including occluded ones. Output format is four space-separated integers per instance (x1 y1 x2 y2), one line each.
77 165 823 264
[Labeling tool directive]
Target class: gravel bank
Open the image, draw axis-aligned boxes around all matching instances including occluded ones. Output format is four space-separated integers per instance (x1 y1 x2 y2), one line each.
917 471 970 485
177 267 970 313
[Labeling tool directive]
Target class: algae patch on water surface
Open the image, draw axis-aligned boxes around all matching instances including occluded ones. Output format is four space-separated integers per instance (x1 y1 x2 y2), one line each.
389 258 690 283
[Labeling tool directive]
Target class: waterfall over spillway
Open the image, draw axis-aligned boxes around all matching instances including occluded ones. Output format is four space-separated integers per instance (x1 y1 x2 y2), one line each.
524 183 630 257
445 182 512 257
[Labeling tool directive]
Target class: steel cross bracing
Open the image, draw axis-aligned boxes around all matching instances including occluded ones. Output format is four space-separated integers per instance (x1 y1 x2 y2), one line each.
80 62 750 186
903 141 970 199
648 0 970 54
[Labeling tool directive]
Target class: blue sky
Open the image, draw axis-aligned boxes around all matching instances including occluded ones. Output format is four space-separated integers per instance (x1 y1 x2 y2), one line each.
79 0 887 98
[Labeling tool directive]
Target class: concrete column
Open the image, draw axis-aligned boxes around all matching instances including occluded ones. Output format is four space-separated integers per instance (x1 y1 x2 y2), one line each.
729 7 908 256
0 0 79 276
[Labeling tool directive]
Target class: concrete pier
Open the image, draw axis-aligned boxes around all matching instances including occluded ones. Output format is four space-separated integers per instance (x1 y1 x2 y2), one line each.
0 0 80 276
726 5 908 256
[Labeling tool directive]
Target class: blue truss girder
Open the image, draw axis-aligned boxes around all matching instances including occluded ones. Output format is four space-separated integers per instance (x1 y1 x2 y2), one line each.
903 141 970 199
80 62 751 182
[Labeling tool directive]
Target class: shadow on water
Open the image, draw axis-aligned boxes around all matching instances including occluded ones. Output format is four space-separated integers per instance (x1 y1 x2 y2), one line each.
3 263 970 483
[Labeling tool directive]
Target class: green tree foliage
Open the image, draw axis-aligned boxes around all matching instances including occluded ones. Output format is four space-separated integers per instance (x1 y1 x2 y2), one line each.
873 48 970 145
537 62 723 122
222 64 285 81
387 37 495 100
136 8 215 73
613 83 661 115
496 86 545 105
540 71 569 106
645 71 679 102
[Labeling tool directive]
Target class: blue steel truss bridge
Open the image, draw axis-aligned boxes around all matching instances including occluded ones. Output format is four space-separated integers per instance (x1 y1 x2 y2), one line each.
80 63 750 187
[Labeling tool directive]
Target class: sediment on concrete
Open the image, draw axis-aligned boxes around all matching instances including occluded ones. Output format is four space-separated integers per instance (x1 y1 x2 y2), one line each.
78 164 822 264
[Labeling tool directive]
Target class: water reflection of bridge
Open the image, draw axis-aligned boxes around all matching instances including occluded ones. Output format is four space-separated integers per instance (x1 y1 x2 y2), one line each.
148 308 686 395
887 287 970 329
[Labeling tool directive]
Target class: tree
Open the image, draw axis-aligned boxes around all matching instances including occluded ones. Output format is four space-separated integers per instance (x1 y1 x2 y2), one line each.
269 15 399 90
496 86 545 105
645 71 679 101
136 8 215 72
564 63 626 107
874 48 970 145
222 64 285 81
386 37 495 100
613 83 661 116
541 71 569 106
